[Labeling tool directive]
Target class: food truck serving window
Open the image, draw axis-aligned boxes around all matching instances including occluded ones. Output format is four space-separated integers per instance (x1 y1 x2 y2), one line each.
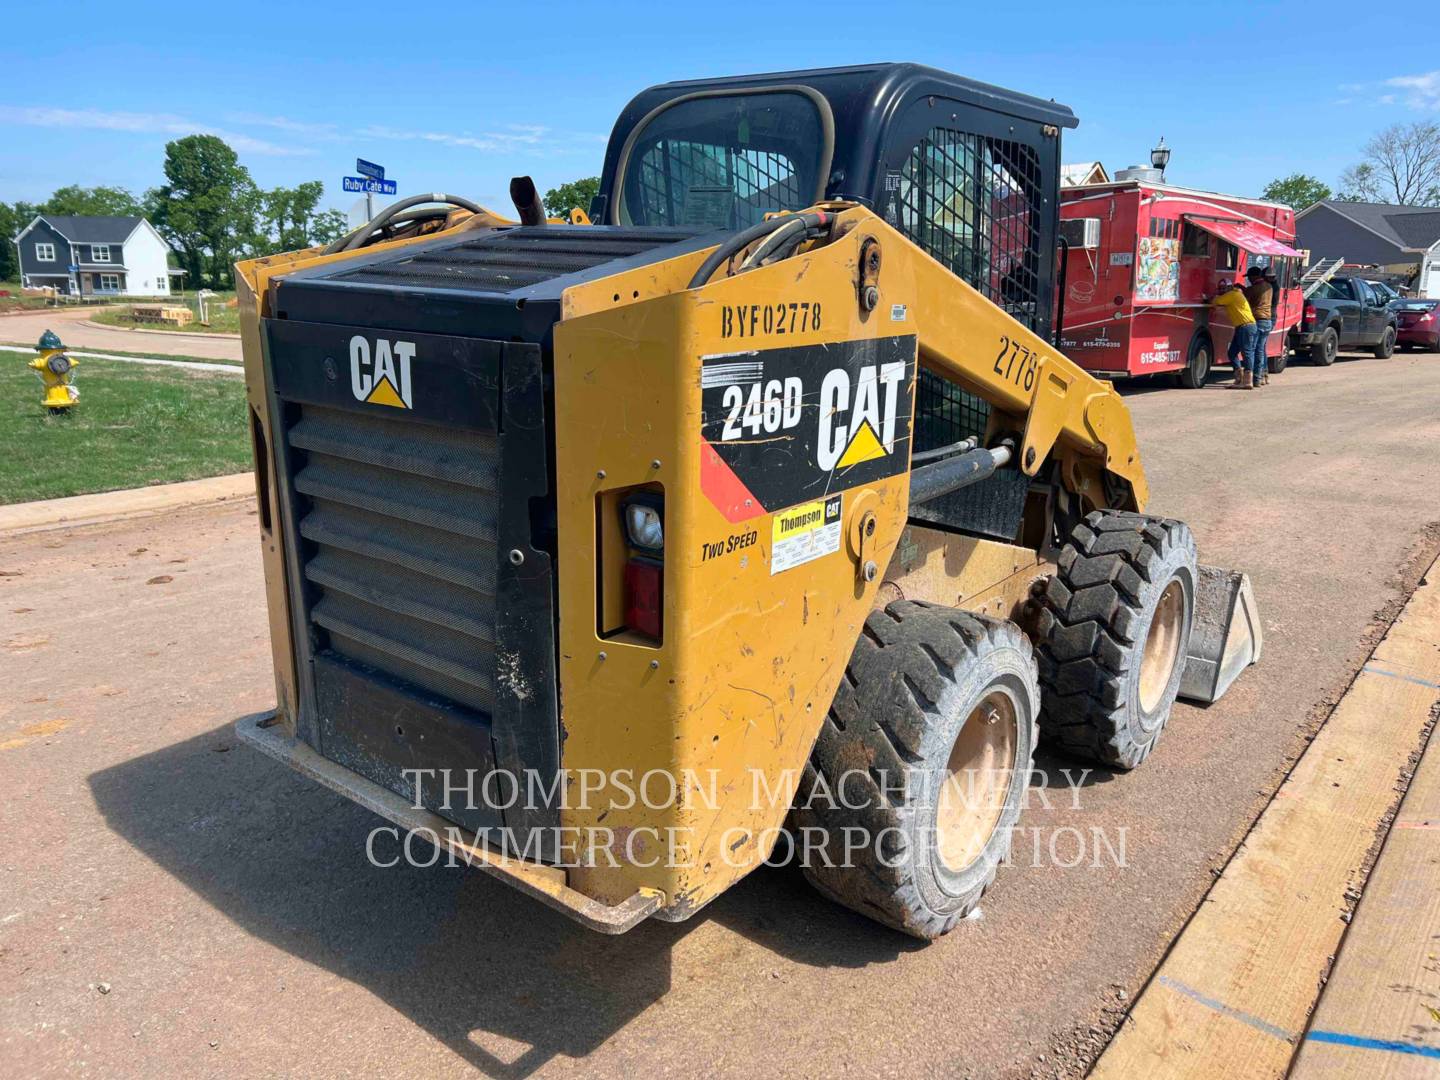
616 89 832 229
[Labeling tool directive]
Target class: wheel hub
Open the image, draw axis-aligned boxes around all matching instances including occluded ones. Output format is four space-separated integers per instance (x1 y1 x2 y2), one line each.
1139 579 1184 716
937 690 1019 873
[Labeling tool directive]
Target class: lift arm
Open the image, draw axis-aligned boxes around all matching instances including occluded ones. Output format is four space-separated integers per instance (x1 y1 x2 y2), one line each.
860 211 1149 510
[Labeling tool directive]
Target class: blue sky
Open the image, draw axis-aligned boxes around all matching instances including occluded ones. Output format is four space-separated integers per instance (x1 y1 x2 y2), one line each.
3 1 1438 216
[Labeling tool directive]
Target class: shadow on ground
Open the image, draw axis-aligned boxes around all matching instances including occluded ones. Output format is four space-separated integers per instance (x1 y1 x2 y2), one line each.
89 722 913 1077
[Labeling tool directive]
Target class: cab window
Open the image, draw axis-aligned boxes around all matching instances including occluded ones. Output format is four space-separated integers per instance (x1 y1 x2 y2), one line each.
618 91 828 229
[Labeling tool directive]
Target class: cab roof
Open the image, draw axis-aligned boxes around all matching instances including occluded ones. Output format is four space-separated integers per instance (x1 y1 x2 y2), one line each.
596 63 1077 220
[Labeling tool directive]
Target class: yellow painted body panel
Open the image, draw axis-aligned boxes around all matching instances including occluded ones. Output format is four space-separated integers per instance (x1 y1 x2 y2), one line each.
553 224 913 913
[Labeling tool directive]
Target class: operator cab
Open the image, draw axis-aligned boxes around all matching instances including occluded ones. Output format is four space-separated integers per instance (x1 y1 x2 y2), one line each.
594 63 1077 337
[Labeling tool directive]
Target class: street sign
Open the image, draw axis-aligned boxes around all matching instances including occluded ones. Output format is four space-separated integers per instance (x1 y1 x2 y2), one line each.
355 158 385 181
343 176 397 195
67 264 78 272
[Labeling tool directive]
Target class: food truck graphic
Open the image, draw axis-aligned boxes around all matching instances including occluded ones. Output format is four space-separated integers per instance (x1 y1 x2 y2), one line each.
1058 180 1304 386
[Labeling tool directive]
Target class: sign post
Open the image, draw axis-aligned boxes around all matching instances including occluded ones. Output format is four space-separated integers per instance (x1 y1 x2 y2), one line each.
349 159 391 223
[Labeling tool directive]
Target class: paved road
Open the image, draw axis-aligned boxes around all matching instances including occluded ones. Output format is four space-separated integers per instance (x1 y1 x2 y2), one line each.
3 351 1439 1078
0 307 241 362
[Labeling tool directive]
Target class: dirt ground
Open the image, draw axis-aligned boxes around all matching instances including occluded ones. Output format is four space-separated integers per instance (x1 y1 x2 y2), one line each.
3 350 1439 1079
0 308 241 362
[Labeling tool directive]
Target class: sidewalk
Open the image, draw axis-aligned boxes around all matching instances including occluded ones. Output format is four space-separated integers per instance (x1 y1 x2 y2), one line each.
0 473 255 536
1093 554 1440 1077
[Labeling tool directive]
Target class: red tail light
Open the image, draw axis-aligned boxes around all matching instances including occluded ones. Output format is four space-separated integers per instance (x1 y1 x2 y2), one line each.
624 558 663 640
1420 312 1435 324
620 493 664 642
1303 303 1317 325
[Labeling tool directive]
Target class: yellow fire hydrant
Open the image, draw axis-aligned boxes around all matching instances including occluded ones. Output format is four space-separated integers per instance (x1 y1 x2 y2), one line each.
29 330 80 414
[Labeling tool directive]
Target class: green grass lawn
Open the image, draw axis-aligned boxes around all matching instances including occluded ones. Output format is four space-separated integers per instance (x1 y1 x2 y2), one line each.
0 342 242 367
0 279 59 312
91 291 241 334
0 358 252 504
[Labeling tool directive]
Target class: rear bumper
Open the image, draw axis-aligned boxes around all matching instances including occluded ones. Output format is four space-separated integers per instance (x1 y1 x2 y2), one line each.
235 711 663 933
1397 328 1439 347
1288 329 1320 347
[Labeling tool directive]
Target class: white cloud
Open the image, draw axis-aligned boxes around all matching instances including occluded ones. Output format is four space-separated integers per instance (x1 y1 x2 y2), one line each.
0 106 314 156
1384 71 1440 110
1338 71 1440 112
224 111 344 139
355 122 606 155
0 104 607 161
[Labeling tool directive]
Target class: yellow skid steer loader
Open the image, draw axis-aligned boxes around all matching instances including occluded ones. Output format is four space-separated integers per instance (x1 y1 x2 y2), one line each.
235 64 1260 938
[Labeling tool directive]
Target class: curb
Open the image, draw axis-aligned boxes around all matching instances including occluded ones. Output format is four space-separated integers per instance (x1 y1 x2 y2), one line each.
0 473 255 536
79 318 241 342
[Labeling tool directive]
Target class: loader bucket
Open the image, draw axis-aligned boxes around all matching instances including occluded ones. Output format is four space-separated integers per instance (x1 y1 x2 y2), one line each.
1179 565 1263 705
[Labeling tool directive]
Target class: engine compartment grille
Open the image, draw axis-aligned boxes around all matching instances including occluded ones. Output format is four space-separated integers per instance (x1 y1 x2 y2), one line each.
327 225 702 293
288 404 500 715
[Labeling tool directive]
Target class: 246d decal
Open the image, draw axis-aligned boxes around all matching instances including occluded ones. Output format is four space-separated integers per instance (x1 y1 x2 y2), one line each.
699 336 917 521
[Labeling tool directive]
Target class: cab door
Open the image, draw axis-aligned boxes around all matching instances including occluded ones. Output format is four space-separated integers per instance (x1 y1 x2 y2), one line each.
1355 279 1385 342
1336 279 1364 341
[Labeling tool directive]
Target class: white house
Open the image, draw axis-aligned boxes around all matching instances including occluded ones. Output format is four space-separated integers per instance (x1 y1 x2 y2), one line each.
13 214 182 297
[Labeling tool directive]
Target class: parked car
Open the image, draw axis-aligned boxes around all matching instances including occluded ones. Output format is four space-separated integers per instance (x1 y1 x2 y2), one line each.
1288 276 1398 364
1395 298 1440 352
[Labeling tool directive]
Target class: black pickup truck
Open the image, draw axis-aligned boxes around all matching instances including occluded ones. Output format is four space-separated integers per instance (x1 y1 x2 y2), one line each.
1288 275 1398 365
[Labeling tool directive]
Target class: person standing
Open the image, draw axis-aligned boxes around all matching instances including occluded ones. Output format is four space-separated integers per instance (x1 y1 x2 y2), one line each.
1245 265 1275 386
1212 279 1257 389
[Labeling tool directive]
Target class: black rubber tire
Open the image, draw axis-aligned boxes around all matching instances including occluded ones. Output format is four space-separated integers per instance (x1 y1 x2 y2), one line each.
1309 326 1339 365
1036 510 1197 770
792 602 1038 939
1269 348 1288 374
1373 325 1396 359
1177 335 1210 389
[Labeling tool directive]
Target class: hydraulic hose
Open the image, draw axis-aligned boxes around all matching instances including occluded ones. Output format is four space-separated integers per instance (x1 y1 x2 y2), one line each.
323 193 488 255
687 211 829 290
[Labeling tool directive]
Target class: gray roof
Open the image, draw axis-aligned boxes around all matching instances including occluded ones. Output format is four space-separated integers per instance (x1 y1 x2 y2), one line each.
40 215 144 243
1314 201 1440 253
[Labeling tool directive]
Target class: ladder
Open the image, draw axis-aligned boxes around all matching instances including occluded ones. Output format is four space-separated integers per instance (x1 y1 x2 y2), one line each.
1300 257 1345 298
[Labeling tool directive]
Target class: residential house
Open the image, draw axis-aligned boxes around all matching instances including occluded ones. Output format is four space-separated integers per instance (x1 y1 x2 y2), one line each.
1295 200 1440 287
12 214 181 297
1060 162 1110 188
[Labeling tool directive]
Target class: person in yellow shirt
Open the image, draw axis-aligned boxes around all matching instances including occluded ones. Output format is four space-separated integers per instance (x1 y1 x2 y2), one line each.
1211 279 1258 389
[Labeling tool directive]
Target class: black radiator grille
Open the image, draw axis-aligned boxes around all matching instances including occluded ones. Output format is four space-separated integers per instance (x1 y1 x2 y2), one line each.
288 404 500 715
327 226 701 292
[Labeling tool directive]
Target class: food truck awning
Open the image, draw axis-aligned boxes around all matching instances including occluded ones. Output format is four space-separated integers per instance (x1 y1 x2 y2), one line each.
1185 216 1303 258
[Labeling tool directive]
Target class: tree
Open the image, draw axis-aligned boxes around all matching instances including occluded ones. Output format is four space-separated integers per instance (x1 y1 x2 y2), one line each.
43 185 144 217
1338 122 1440 206
1 201 39 282
311 209 349 247
1261 174 1331 210
148 135 260 287
260 180 326 253
543 177 600 220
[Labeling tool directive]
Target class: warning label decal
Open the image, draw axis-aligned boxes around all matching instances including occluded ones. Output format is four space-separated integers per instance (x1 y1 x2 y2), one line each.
771 495 843 575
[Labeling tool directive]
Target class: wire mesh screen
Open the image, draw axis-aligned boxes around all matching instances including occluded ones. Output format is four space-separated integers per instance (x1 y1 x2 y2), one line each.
896 128 1046 449
914 367 991 449
633 141 803 229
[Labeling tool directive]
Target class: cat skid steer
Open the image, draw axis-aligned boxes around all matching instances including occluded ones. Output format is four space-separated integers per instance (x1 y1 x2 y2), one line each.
234 64 1260 939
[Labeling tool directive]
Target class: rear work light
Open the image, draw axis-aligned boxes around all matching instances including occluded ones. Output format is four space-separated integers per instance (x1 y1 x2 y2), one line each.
621 492 664 641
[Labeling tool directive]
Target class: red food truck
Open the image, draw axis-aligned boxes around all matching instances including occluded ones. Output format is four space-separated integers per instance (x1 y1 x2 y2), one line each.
1056 180 1305 386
